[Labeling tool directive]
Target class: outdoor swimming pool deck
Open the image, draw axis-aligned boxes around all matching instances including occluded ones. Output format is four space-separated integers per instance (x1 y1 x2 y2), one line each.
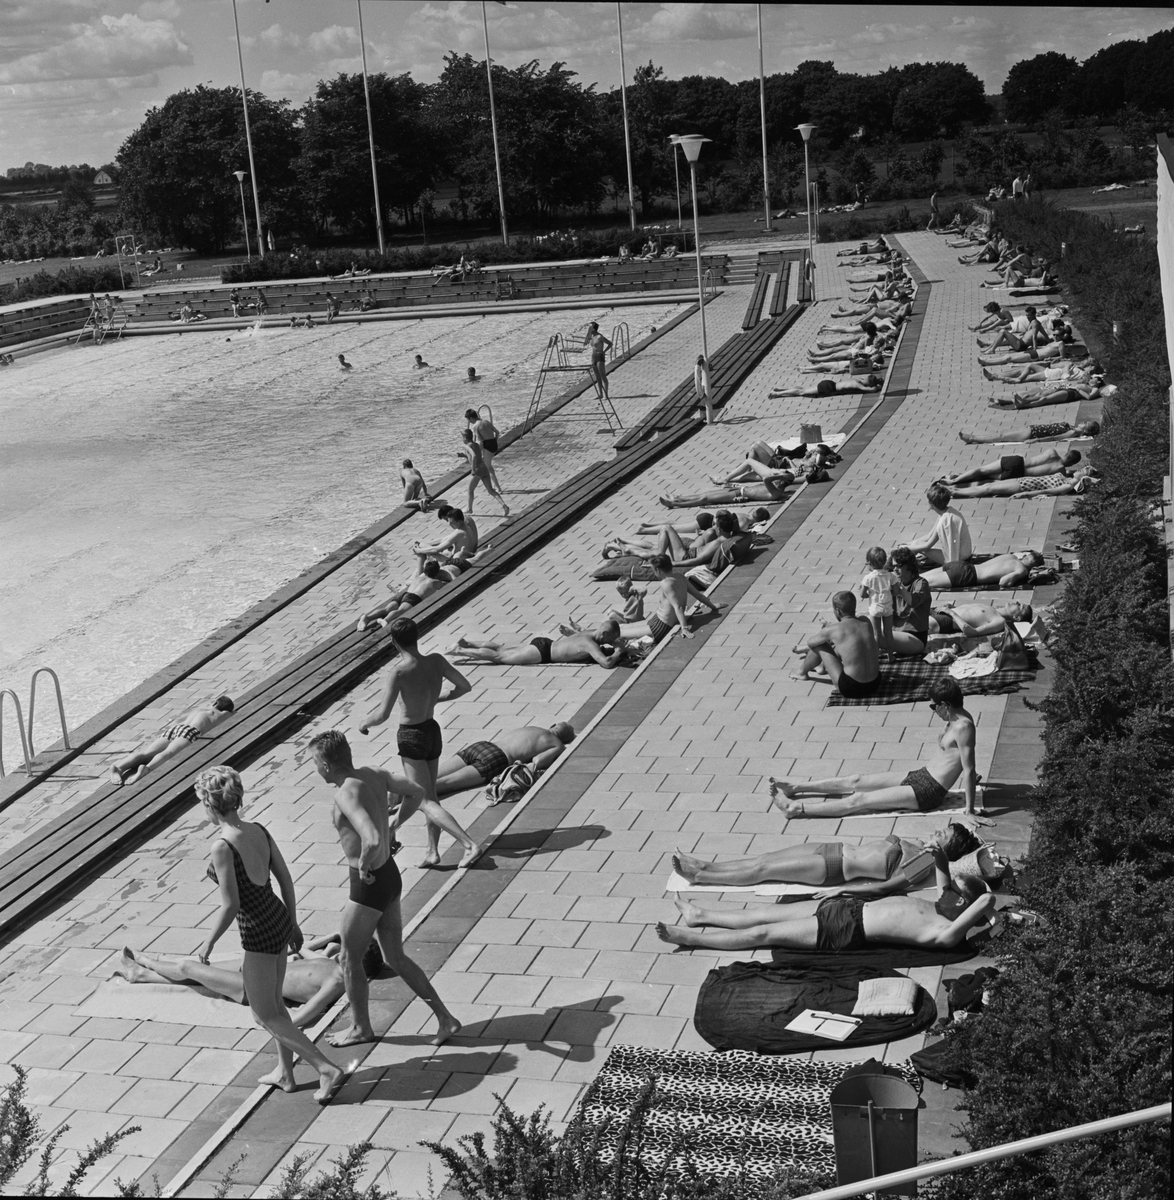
0 236 1093 1196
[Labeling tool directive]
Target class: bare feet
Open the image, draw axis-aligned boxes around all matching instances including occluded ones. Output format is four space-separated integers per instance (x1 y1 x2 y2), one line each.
658 495 671 508
328 1024 375 1049
314 1062 349 1105
673 897 705 927
767 778 799 811
418 852 442 869
443 639 470 655
431 1014 462 1046
671 850 706 882
115 947 150 983
259 1067 297 1093
108 765 128 786
655 921 690 946
459 842 485 869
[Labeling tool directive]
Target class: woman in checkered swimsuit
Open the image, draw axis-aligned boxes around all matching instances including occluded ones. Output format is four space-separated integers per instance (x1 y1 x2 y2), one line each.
196 766 345 1103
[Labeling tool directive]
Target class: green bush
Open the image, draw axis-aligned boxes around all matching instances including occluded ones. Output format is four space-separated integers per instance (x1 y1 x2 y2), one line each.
938 197 1172 1200
0 261 127 305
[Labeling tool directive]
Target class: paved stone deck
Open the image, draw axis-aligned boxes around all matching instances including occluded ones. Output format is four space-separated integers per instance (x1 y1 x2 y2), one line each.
0 235 1082 1196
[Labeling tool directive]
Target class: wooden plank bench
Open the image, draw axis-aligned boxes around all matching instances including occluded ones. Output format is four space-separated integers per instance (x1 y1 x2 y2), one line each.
742 272 770 330
769 260 792 317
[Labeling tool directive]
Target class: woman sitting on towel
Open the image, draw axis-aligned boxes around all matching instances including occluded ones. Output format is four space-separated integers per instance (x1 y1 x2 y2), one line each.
672 821 982 895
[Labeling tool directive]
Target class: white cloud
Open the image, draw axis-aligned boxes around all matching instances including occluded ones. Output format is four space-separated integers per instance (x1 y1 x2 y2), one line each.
260 22 301 50
0 11 191 84
307 24 359 58
640 3 757 44
258 68 319 100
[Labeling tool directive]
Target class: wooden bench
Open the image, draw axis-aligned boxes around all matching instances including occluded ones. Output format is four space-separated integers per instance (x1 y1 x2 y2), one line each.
769 260 792 317
742 273 770 330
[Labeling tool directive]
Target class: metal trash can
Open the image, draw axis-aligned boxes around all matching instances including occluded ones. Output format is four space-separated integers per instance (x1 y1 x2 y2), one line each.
830 1064 920 1197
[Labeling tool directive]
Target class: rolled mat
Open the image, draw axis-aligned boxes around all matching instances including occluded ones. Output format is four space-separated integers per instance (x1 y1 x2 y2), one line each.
694 961 936 1054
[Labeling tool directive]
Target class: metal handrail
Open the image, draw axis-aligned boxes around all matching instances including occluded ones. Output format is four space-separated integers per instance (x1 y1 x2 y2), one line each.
792 1102 1171 1200
703 267 718 298
610 322 631 359
0 688 33 778
28 666 70 756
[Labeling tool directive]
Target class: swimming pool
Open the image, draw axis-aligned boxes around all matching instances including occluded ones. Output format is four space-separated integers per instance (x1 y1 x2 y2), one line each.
1 303 685 745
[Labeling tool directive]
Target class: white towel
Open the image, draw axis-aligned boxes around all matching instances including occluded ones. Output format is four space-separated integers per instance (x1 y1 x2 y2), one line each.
75 977 258 1029
665 870 815 897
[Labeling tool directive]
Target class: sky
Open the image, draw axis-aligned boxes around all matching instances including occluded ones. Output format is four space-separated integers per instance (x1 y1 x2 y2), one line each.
2 1 1172 169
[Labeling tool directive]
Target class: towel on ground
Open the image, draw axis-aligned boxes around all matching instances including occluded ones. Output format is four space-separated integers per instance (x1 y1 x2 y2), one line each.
769 938 986 970
665 870 815 896
75 976 258 1029
694 962 936 1054
826 658 1036 707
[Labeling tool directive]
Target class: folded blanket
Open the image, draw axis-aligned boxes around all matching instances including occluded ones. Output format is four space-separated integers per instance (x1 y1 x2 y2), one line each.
770 938 985 970
826 658 1036 707
695 962 936 1054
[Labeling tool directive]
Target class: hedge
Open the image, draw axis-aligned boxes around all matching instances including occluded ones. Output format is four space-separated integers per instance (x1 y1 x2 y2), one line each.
938 198 1172 1199
220 226 658 285
0 262 127 306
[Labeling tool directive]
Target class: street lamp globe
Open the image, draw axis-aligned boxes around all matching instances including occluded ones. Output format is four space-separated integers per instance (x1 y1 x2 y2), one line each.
669 134 712 420
232 170 246 183
795 123 816 142
670 133 710 164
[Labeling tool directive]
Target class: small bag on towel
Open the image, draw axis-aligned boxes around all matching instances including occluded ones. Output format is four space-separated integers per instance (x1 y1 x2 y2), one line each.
485 762 540 805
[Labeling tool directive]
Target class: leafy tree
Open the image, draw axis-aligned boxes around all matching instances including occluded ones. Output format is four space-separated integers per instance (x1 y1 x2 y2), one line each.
620 62 680 217
891 62 988 139
117 85 298 253
1003 51 1079 122
297 72 431 238
918 142 945 182
1115 103 1155 161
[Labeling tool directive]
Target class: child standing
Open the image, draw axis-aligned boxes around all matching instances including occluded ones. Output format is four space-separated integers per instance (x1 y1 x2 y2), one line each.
609 576 648 626
860 546 900 655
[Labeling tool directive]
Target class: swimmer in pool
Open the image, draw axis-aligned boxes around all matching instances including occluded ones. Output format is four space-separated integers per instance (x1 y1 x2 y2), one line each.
414 355 430 368
338 354 352 371
467 367 479 382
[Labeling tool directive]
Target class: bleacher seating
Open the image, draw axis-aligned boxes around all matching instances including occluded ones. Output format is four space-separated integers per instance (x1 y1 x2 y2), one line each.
0 296 95 351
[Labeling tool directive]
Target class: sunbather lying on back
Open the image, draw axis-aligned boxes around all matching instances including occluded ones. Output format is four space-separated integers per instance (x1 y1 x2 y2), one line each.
921 552 1044 590
672 821 981 892
929 599 1033 637
607 510 743 570
801 351 886 375
978 340 1085 368
836 237 888 257
994 383 1112 409
941 447 1081 487
656 887 997 952
946 467 1098 499
659 479 791 507
831 299 911 321
959 419 1099 443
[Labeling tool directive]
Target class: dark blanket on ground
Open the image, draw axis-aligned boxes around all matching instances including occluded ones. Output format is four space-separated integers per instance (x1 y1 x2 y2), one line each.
694 962 936 1054
826 658 1036 706
768 938 985 970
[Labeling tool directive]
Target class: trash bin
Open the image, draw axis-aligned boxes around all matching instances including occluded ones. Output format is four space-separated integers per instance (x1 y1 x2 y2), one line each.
830 1064 920 1197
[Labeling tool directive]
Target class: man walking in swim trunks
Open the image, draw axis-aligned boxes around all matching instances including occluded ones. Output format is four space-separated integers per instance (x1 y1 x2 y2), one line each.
358 618 484 868
942 448 1081 488
108 696 234 785
435 723 576 796
308 730 462 1047
448 624 624 668
793 593 881 698
923 551 1043 591
770 677 980 816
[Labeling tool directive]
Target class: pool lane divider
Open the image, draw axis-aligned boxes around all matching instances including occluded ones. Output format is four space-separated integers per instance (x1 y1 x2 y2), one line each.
157 275 935 1195
0 306 803 943
0 296 711 811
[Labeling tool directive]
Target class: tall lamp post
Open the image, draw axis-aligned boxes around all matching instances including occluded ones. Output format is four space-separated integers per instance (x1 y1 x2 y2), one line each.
669 138 682 229
796 122 816 299
233 170 251 259
671 134 711 395
757 4 771 232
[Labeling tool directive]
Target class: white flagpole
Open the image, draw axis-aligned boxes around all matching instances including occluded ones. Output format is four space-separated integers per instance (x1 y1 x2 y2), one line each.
758 4 771 232
482 1 509 245
231 0 265 251
356 0 386 255
617 2 637 231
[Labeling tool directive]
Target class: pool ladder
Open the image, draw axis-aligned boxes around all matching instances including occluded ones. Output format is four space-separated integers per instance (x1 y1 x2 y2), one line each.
0 667 70 778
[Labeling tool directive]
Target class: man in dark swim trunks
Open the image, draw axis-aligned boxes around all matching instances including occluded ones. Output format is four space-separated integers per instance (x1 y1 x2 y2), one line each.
355 561 445 632
358 618 484 869
447 624 624 668
108 696 234 785
435 723 576 796
309 730 462 1049
923 551 1043 590
930 599 1032 637
793 592 881 698
942 447 1081 487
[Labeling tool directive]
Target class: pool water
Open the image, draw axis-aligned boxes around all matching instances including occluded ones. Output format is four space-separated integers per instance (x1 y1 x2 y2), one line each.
0 304 684 744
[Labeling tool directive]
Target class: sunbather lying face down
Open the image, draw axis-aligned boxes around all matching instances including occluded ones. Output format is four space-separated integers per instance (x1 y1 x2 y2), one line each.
448 625 625 668
770 377 882 397
672 821 982 892
656 889 998 951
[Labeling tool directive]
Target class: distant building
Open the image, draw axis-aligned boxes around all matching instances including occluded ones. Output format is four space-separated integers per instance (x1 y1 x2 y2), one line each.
94 170 113 185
